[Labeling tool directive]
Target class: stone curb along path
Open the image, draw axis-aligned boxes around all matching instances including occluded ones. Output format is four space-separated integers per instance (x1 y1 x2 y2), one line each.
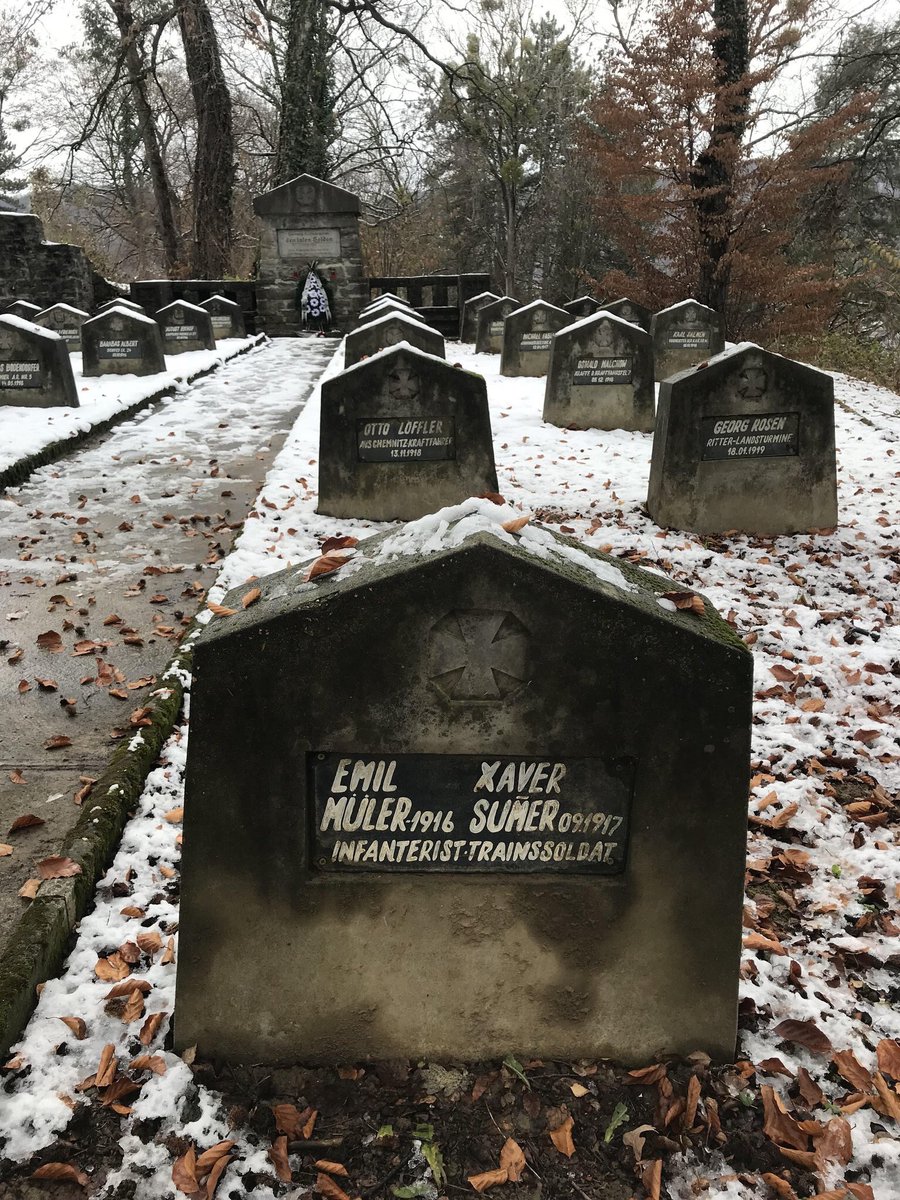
0 335 267 494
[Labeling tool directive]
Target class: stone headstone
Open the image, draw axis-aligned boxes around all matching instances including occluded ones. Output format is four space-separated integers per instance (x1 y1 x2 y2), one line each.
604 297 652 332
474 296 521 354
344 312 445 368
96 297 146 316
563 296 602 320
175 502 753 1064
156 300 216 354
356 300 419 327
543 310 655 432
359 296 417 319
647 344 838 535
81 306 166 376
368 292 407 307
318 344 498 521
254 173 367 334
0 314 78 407
4 300 42 320
460 290 500 341
34 303 90 351
200 294 246 339
500 299 570 378
651 299 724 381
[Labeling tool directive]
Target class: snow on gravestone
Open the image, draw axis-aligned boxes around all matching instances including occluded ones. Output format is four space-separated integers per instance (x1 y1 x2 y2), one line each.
651 298 725 382
647 343 838 536
563 296 602 320
543 309 655 433
604 297 653 332
200 294 246 339
3 300 42 321
459 289 500 341
0 314 78 408
344 311 445 368
96 297 146 315
174 502 753 1064
34 303 90 351
317 343 498 521
500 299 571 378
156 299 216 354
356 299 418 327
81 306 166 377
474 295 520 354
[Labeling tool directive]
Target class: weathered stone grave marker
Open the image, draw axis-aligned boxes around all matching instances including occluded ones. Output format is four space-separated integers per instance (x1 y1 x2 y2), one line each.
604 297 652 331
34 303 90 351
0 314 78 407
500 299 570 377
4 300 42 321
344 313 445 368
200 294 246 339
81 306 166 376
475 296 520 354
563 296 602 320
317 344 497 521
647 344 838 535
97 297 145 315
357 299 419 327
651 299 724 381
543 310 654 432
156 299 216 354
175 503 752 1064
460 290 500 341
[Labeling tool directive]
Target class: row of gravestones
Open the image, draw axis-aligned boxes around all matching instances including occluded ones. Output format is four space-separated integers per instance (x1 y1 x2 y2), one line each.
0 295 246 409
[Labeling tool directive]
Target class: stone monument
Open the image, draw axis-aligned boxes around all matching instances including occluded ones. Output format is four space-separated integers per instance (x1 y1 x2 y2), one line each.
200 294 246 339
500 299 570 377
356 300 420 328
563 296 602 320
344 313 445 368
0 314 78 407
4 300 41 321
604 297 652 331
34 303 90 352
97 297 146 316
156 300 216 354
651 299 725 381
81 306 166 377
460 290 500 341
475 296 521 355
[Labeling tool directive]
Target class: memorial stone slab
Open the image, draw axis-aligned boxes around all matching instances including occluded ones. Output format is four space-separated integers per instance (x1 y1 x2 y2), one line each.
200 294 246 339
647 344 838 535
318 343 498 521
34 303 90 351
175 502 753 1064
81 306 166 376
4 300 42 320
460 290 500 341
474 295 521 354
97 297 145 315
563 296 602 320
0 314 78 407
604 297 653 332
651 299 724 381
156 299 216 354
356 300 419 328
543 310 655 432
359 296 416 318
369 292 407 306
344 312 445 368
500 299 571 378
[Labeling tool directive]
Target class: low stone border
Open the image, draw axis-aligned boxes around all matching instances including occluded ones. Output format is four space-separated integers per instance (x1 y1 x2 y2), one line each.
0 335 267 494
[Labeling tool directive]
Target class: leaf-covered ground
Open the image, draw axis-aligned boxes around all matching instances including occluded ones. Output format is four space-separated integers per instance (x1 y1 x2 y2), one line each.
1 339 899 1200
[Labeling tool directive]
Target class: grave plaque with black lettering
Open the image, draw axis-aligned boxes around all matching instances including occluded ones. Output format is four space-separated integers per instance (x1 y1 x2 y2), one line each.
0 361 42 388
651 299 724 381
573 356 632 386
500 299 570 377
98 338 142 361
0 315 78 407
701 413 800 461
357 417 456 462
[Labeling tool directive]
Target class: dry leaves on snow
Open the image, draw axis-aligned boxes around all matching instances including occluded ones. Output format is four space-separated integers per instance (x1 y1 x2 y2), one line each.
173 1138 235 1198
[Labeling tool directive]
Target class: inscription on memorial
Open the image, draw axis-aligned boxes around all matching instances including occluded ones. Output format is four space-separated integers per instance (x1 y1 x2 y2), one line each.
277 228 342 258
357 417 456 462
166 324 199 341
489 321 505 336
573 355 633 386
701 412 800 460
0 361 42 387
211 315 233 335
98 339 141 360
311 752 634 873
521 332 552 350
666 329 710 350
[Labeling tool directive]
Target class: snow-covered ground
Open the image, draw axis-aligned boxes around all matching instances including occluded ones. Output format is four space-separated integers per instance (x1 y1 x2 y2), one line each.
0 338 262 477
2 338 899 1199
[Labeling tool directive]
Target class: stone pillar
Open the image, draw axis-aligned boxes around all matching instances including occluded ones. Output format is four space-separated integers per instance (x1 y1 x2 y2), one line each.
252 174 368 336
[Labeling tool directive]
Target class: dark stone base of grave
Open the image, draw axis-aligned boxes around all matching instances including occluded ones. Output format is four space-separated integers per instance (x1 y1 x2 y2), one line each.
175 526 752 1065
81 309 167 376
460 291 500 341
651 301 725 382
475 297 520 354
0 316 78 407
500 301 570 378
344 314 445 368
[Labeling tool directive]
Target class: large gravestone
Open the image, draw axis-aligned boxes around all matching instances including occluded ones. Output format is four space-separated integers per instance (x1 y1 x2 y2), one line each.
175 505 753 1064
344 312 445 368
254 173 368 335
460 290 500 341
604 297 652 331
200 294 246 339
356 300 419 327
156 300 216 354
543 310 655 432
475 296 520 354
652 299 724 381
0 315 78 407
34 303 90 351
500 299 570 378
318 344 498 521
647 345 838 535
97 297 146 316
563 296 602 320
359 296 415 319
4 300 42 321
81 306 166 376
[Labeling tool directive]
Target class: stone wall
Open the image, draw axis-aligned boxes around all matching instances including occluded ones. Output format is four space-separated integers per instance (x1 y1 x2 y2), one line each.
0 213 113 311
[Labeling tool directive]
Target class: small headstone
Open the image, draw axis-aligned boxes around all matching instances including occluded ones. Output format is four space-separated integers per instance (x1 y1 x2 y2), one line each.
81 305 166 376
175 502 752 1064
4 300 42 321
0 314 78 407
317 343 498 521
34 303 90 352
344 312 445 368
647 344 838 535
156 300 216 354
543 310 655 432
563 296 601 320
500 299 570 378
474 296 521 354
97 297 146 315
200 294 246 339
357 300 419 327
460 290 500 341
369 292 407 306
651 299 724 381
604 297 652 332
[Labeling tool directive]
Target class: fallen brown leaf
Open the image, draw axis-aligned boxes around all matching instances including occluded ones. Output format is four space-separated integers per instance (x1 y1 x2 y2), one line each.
304 552 350 582
0 844 12 857
207 602 236 617
44 735 73 750
772 1019 833 1055
36 630 63 651
315 1172 351 1200
321 534 359 553
37 856 82 879
761 1085 814 1152
172 1143 199 1195
502 515 531 533
499 1137 526 1182
314 1160 349 1177
468 1167 509 1193
59 1016 87 1040
662 590 705 615
268 1136 291 1183
31 1163 90 1188
8 813 45 834
241 587 261 609
129 1054 167 1075
96 1043 117 1088
549 1114 575 1157
877 1039 900 1079
18 878 41 899
94 952 131 982
140 1011 167 1045
831 1049 873 1093
137 931 162 955
8 769 26 785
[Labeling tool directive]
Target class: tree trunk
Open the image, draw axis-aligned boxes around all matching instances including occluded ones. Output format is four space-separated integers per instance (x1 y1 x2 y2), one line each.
109 0 181 275
176 0 235 277
274 0 334 184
